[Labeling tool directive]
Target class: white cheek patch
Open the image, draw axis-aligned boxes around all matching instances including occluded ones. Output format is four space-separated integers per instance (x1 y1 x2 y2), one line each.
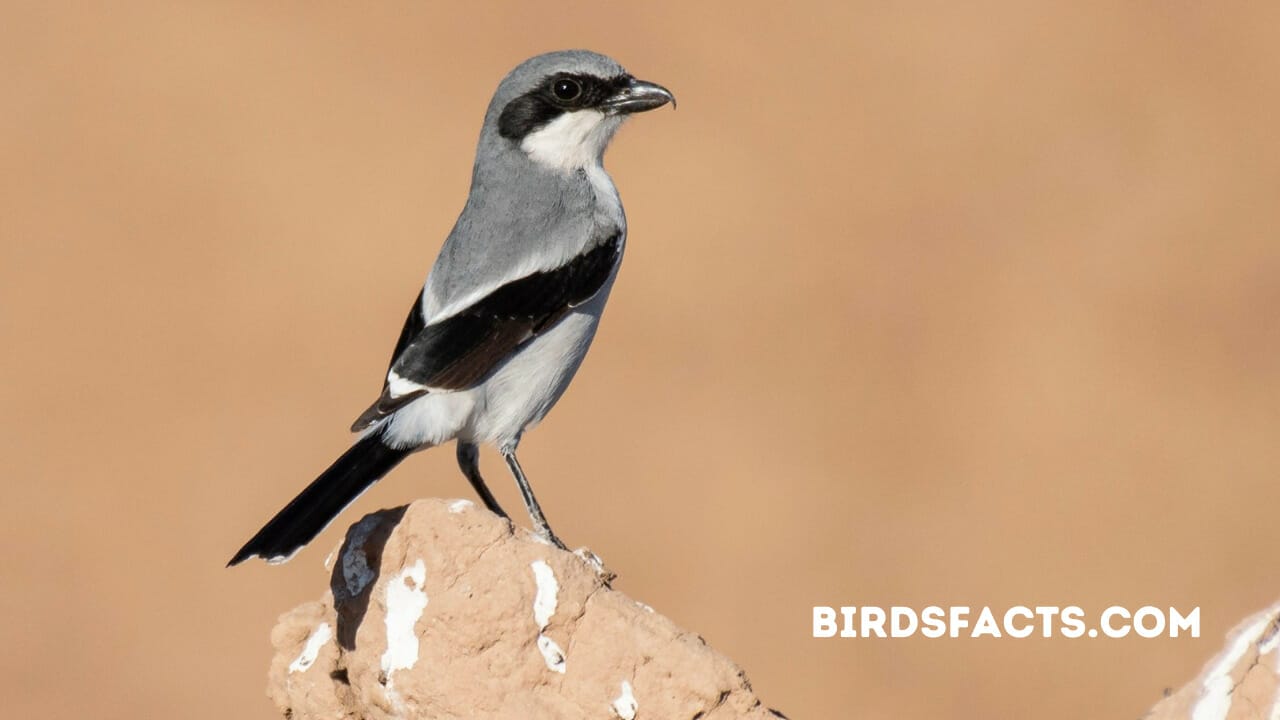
521 110 623 170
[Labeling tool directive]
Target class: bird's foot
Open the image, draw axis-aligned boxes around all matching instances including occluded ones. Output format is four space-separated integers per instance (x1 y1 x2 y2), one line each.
533 526 569 551
573 546 617 586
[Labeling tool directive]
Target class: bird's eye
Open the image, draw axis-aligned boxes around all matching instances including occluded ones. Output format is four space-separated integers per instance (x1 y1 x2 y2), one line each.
552 78 582 102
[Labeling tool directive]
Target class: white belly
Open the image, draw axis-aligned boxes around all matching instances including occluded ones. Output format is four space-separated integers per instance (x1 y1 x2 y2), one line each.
468 288 610 449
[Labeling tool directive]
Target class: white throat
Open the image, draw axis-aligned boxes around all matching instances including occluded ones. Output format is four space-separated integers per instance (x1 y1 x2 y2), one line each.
521 110 624 171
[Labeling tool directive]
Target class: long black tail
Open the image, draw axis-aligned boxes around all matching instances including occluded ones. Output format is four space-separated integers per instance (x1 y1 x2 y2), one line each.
227 432 411 566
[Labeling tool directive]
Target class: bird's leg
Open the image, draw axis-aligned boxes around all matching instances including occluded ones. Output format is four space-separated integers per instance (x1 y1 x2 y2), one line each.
501 449 566 550
456 441 508 518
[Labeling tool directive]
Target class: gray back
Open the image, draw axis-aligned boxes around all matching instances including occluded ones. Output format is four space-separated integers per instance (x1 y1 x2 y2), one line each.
423 51 629 321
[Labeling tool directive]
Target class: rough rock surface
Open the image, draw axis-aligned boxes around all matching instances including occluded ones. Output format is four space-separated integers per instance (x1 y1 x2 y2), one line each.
1145 601 1280 720
268 499 783 720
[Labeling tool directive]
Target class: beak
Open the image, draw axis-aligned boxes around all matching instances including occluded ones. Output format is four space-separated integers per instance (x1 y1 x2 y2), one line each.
601 77 676 115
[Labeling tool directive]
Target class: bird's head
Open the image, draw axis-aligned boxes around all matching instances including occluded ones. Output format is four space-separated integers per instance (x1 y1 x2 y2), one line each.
482 50 674 172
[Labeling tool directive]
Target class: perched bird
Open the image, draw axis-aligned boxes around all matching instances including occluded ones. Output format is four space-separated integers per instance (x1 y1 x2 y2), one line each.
228 50 673 565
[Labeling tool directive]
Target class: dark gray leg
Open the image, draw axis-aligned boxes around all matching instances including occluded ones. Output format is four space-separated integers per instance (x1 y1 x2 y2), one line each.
456 441 507 517
501 449 566 549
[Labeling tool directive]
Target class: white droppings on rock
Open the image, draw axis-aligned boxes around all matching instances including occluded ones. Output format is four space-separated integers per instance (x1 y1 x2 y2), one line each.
1257 615 1280 720
531 560 565 672
1260 616 1280 656
1193 610 1276 720
448 499 474 513
611 680 637 719
288 622 332 674
267 501 779 720
1269 639 1280 720
531 560 559 629
537 634 566 674
382 559 428 679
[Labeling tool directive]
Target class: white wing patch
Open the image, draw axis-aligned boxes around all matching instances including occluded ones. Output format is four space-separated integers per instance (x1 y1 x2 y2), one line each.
387 369 428 398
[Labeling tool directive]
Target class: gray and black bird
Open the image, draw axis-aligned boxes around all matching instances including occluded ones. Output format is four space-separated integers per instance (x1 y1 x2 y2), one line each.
229 50 673 565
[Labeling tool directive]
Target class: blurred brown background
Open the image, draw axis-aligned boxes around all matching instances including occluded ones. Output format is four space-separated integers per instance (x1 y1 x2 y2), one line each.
3 2 1279 718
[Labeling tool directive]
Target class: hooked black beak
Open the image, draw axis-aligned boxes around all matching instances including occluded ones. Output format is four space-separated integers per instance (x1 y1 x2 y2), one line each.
601 78 676 115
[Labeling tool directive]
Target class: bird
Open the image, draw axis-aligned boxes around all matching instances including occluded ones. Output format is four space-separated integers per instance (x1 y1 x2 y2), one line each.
228 50 674 566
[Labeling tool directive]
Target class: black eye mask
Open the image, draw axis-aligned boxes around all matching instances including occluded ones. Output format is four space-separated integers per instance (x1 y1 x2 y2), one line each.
498 73 633 141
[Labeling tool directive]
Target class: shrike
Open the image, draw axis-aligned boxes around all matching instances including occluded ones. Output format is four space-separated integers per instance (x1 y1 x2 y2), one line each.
229 50 673 565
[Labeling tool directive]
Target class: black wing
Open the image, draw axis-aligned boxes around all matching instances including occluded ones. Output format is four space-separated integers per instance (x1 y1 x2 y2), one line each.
351 233 621 431
386 287 429 374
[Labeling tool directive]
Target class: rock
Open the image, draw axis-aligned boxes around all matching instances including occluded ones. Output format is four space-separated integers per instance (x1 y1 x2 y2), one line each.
267 499 784 720
1144 601 1280 720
